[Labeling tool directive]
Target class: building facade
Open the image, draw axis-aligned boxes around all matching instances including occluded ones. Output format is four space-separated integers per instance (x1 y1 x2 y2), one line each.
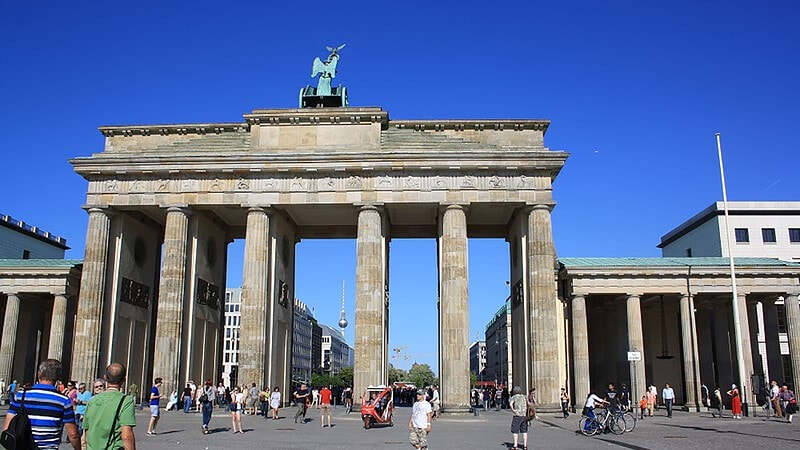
292 298 314 384
321 324 352 374
483 299 512 388
659 202 800 262
468 340 486 382
0 214 69 260
222 288 242 387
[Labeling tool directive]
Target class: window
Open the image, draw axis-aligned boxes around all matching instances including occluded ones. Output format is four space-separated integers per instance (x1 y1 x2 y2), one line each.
762 228 776 243
22 249 30 259
734 228 749 243
685 248 692 257
790 228 800 243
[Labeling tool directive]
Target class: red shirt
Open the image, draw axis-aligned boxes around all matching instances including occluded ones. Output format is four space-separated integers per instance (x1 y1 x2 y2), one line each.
320 388 332 405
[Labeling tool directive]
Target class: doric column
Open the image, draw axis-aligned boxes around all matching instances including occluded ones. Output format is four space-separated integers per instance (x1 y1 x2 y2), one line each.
734 293 755 406
152 206 190 401
571 295 590 405
528 204 559 407
626 294 646 404
72 207 112 384
47 294 68 360
354 205 387 404
680 294 701 410
439 204 470 412
0 293 21 383
239 207 271 388
783 293 800 391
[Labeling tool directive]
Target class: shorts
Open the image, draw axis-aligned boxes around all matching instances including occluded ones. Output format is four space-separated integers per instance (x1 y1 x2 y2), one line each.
409 427 428 447
150 405 160 417
511 415 528 434
320 403 331 411
246 398 257 408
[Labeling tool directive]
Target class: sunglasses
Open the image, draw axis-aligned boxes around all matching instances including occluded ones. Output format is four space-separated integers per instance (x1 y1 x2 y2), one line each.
94 385 104 389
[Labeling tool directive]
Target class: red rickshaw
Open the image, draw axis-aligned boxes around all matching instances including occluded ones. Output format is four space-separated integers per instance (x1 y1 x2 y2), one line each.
361 385 394 429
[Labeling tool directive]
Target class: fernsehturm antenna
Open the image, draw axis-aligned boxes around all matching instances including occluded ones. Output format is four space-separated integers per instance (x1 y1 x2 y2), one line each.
338 280 348 336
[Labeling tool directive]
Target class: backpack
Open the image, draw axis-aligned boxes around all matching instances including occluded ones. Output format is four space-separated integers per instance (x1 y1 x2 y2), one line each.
0 390 39 450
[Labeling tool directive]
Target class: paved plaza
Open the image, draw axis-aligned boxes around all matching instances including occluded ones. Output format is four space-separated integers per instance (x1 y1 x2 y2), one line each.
3 404 794 449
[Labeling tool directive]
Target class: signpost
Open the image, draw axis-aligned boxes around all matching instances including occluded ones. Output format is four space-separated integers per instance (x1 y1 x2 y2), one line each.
628 350 641 410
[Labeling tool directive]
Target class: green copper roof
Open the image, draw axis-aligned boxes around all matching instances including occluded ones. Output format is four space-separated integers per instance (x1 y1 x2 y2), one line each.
0 259 83 268
559 257 800 268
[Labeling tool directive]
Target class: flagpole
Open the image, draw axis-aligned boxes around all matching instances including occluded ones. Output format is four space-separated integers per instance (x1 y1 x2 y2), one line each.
716 132 748 414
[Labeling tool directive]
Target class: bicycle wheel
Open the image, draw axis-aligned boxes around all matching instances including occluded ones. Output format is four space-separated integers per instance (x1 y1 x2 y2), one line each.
609 415 626 435
623 412 637 432
579 416 599 436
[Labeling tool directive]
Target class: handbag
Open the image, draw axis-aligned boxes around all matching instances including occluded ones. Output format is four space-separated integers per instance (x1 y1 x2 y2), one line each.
525 404 536 421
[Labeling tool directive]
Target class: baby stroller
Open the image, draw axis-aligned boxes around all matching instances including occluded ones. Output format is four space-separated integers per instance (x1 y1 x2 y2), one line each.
361 385 394 429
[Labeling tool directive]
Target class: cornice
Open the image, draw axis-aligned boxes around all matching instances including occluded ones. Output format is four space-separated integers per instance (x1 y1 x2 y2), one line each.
390 119 550 134
244 107 388 128
99 123 248 138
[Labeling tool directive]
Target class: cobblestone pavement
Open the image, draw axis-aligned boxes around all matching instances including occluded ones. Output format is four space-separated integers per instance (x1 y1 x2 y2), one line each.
3 403 798 449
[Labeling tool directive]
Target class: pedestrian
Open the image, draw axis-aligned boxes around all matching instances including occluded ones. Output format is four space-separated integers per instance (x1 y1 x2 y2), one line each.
217 383 226 409
779 383 796 423
638 395 647 419
146 377 162 435
182 383 193 413
431 386 440 419
495 387 502 411
770 380 783 418
230 386 243 433
200 380 215 434
605 383 619 413
128 381 138 408
344 387 353 414
559 387 570 418
648 383 658 411
662 383 675 418
75 382 92 437
581 392 608 433
619 383 630 411
482 388 490 411
83 363 136 450
310 387 320 409
270 387 282 420
2 359 80 449
408 389 432 450
319 385 332 427
526 388 538 420
293 383 310 424
727 384 742 419
711 385 724 418
645 387 656 417
247 383 259 416
509 386 528 450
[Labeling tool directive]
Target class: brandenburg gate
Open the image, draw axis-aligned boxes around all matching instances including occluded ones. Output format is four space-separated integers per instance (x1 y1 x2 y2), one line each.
70 106 569 412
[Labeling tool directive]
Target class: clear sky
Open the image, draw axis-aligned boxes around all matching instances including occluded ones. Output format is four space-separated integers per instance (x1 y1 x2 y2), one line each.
2 1 798 375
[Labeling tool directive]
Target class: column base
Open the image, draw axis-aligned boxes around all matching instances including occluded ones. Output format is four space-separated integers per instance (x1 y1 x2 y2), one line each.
441 406 473 416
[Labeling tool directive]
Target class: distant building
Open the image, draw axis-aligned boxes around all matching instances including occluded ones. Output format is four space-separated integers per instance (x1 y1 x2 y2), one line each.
0 213 69 259
0 214 80 386
321 324 352 374
292 298 315 383
659 201 800 262
469 340 486 382
222 288 242 387
484 298 512 387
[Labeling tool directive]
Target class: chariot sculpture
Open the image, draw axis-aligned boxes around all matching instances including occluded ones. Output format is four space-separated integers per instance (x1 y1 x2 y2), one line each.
299 44 349 108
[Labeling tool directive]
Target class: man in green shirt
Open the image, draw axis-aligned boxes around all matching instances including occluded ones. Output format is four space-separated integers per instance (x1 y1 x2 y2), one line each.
84 363 136 450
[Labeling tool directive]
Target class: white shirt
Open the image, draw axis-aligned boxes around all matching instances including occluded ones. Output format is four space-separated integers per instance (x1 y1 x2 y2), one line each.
585 394 604 408
662 387 675 400
771 385 780 399
411 400 432 428
431 389 440 404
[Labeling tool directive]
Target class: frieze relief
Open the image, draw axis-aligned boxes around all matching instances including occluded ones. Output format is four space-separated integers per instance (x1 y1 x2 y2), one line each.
89 173 545 197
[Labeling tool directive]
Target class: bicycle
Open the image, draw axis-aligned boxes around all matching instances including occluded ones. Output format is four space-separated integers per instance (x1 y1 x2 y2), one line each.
579 407 626 436
619 405 637 432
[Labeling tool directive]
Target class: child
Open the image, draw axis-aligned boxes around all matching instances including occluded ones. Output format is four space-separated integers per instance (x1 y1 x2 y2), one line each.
639 395 647 420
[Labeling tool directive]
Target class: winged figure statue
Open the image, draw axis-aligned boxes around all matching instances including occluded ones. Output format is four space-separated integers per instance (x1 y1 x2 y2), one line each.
311 44 346 96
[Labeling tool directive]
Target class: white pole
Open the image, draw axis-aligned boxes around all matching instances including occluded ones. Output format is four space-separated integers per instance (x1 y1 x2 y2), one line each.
716 132 748 412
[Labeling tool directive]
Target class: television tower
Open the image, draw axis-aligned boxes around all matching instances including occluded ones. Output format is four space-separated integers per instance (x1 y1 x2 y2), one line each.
338 280 348 336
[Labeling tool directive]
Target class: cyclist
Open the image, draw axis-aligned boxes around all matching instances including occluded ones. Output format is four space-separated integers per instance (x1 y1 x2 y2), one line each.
605 383 620 413
582 392 608 429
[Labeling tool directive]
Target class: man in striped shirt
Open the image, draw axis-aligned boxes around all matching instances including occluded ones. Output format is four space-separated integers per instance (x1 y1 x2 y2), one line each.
2 359 80 450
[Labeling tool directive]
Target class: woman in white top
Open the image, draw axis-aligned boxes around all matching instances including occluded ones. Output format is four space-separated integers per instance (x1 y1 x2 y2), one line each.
270 387 282 420
230 386 244 433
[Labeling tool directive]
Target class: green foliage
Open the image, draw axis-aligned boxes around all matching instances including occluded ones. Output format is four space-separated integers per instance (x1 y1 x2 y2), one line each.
470 371 478 387
335 366 354 388
310 372 334 388
408 363 436 388
388 364 408 384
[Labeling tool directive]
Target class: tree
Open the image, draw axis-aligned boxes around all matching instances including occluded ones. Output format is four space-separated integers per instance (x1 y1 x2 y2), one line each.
335 366 354 388
408 363 436 388
310 372 334 388
470 371 478 388
388 364 408 384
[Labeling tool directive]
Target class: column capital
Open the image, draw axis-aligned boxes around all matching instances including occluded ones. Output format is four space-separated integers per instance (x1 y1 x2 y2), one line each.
82 205 114 217
439 203 468 212
245 206 274 215
571 294 586 302
354 203 384 212
626 293 643 299
523 203 555 213
166 205 192 215
785 292 800 299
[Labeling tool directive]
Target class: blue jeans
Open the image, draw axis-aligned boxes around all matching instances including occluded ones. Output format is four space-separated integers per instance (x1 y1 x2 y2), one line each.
183 396 192 412
202 402 213 427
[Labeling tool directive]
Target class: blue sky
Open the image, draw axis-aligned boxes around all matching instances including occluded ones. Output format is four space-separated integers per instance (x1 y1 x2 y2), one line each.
2 1 798 374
